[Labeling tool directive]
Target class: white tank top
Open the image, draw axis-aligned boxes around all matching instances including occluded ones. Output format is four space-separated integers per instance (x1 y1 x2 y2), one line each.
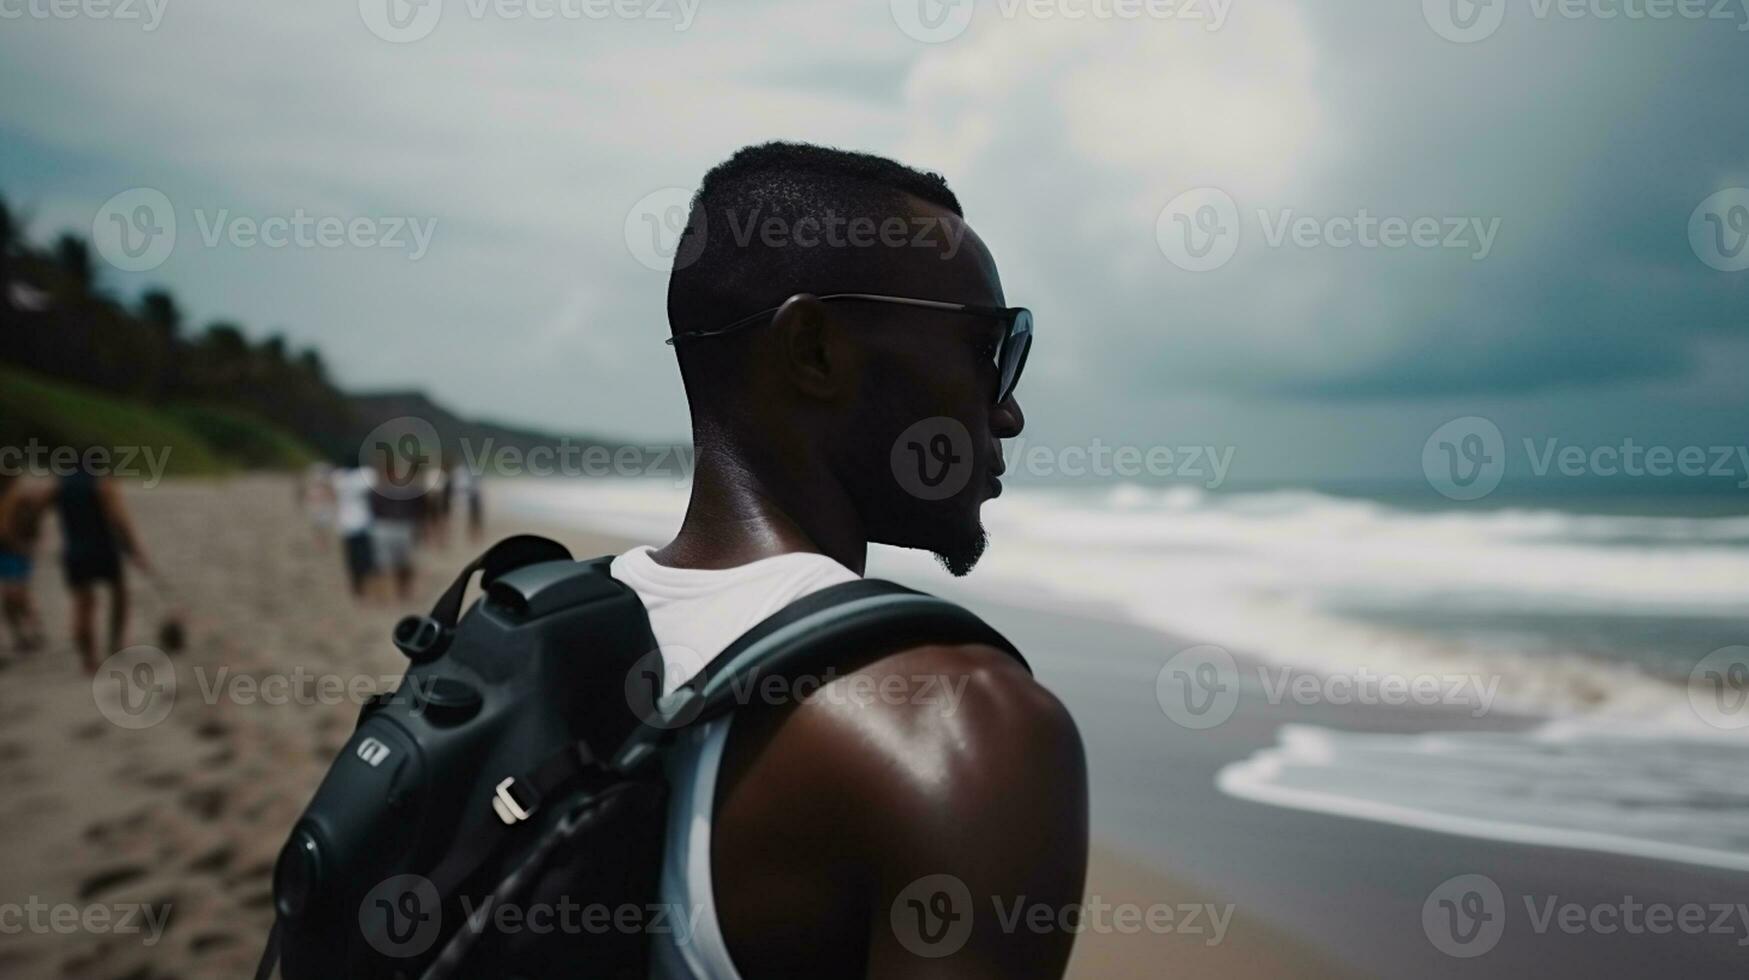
609 546 860 980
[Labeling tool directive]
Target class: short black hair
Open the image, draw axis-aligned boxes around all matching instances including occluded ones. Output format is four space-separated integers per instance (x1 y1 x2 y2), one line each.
666 141 962 346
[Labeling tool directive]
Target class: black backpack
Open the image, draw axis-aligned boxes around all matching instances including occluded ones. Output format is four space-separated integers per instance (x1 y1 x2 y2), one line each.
257 535 1023 979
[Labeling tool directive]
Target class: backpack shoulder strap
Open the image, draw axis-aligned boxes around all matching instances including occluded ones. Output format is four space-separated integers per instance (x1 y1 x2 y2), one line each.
613 577 1025 771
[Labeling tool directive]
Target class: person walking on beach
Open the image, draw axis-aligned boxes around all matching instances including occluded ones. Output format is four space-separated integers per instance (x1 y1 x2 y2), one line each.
0 474 47 653
49 467 153 674
450 462 482 543
367 451 427 603
330 455 377 600
613 142 1083 979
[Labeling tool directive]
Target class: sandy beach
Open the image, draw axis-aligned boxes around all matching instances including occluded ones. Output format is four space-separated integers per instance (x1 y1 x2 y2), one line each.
0 476 1351 979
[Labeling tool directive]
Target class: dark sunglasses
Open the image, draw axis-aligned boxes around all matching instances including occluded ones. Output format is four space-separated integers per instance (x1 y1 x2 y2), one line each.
666 292 1033 406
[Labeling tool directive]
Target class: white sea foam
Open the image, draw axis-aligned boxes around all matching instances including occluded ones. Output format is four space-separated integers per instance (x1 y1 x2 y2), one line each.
1217 722 1749 872
496 477 1749 725
496 476 1749 867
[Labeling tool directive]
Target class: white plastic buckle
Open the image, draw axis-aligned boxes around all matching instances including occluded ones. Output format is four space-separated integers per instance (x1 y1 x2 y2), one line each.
492 777 533 825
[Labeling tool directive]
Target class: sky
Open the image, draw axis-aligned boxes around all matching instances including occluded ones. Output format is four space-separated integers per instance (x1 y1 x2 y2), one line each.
1 0 1745 488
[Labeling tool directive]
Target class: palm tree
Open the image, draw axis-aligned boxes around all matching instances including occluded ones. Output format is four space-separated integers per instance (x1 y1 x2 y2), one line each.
138 288 182 339
52 233 96 298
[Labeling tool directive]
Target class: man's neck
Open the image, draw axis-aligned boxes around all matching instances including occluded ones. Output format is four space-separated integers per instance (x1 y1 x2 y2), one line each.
649 445 868 575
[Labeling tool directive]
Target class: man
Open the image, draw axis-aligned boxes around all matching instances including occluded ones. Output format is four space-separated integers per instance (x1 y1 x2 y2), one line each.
611 143 1086 979
331 453 378 600
368 451 426 603
50 466 152 673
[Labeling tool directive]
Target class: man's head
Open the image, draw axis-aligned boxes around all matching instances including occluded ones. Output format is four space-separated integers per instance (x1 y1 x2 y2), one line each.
667 142 1026 576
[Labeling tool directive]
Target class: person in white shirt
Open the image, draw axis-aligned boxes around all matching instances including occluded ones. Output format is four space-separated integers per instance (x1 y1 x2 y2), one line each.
619 142 1083 980
330 456 377 599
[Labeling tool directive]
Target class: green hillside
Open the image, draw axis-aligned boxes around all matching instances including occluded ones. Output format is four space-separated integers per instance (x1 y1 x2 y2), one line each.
0 365 317 475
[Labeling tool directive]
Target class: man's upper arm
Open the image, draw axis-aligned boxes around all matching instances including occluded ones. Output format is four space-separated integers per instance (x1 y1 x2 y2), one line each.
844 643 1089 979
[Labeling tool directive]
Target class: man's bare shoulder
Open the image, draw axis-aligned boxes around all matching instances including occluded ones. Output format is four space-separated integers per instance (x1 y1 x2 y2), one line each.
714 641 1089 976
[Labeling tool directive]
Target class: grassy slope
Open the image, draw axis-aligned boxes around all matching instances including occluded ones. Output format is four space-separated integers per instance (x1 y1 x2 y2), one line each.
0 364 318 474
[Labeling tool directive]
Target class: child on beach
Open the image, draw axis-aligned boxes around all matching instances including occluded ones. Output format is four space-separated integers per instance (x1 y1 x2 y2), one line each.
0 473 47 652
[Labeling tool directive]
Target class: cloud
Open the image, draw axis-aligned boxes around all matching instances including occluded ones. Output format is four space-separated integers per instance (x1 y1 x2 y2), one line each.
0 0 1743 460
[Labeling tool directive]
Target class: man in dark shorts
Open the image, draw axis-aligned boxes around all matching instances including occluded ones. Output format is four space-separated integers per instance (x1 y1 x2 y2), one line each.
51 468 152 673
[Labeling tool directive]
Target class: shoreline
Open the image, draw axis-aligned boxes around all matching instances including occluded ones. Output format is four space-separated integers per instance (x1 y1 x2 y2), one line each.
4 476 1743 978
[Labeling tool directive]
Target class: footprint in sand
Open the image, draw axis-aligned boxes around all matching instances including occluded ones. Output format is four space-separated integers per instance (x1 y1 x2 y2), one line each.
186 843 234 875
77 865 147 901
180 786 228 822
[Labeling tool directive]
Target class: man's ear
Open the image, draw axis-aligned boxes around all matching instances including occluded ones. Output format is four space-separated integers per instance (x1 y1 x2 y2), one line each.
771 293 839 400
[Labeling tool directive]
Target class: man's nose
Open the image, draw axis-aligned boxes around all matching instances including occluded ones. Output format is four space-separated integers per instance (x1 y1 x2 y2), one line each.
991 395 1024 439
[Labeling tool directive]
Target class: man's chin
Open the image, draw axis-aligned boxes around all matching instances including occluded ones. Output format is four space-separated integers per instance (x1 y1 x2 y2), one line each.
930 523 989 578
